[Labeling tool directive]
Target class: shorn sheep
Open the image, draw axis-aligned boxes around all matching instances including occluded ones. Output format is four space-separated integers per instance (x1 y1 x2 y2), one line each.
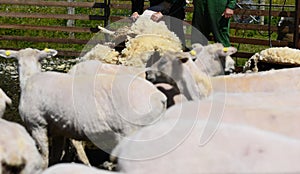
0 88 11 118
0 89 43 174
42 163 120 174
146 50 212 100
192 43 237 76
112 101 300 173
0 118 44 174
212 66 300 93
0 48 167 168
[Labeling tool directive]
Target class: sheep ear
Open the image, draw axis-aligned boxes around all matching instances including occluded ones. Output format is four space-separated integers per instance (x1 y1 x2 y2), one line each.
218 47 237 57
0 50 18 59
39 48 58 59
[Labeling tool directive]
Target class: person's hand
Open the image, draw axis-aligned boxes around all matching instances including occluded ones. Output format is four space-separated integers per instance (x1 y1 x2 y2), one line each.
131 12 140 21
222 8 234 18
151 12 163 22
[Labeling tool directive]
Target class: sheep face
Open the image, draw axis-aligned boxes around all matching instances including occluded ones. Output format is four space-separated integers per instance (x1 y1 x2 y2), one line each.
193 43 237 76
146 51 211 100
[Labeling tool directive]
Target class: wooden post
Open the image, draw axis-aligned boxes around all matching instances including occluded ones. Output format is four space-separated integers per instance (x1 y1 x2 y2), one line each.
259 0 265 25
67 0 75 38
293 0 300 48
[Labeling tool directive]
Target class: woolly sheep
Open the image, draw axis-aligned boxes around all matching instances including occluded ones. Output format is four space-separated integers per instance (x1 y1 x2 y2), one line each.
112 101 300 173
42 163 120 174
192 43 237 76
243 47 300 72
0 118 44 174
0 48 167 168
0 88 11 118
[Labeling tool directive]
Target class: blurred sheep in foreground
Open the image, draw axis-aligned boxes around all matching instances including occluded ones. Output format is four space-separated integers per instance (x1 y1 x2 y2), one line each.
0 95 43 174
42 163 120 174
112 100 300 173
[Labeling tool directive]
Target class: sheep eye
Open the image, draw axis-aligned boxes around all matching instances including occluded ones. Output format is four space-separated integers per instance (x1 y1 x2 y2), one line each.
179 57 189 63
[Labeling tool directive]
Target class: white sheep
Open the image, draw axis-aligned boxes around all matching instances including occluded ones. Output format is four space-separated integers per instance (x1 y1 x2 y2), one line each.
112 100 300 173
146 50 212 100
0 88 11 118
192 43 237 76
243 47 300 72
42 163 121 174
0 118 44 174
68 59 145 79
212 66 300 93
0 48 167 168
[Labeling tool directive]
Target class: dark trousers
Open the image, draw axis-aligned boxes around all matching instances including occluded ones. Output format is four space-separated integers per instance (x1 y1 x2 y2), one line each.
131 0 145 14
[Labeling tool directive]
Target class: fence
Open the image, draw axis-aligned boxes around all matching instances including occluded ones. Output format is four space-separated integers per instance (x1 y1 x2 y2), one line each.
0 0 299 60
0 0 110 57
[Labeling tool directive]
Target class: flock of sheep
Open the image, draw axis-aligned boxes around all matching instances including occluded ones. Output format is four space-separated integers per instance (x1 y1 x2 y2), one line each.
0 16 300 174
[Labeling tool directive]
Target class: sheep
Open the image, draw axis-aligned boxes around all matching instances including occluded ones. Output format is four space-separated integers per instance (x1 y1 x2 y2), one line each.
42 163 121 174
112 100 300 173
243 47 300 72
146 50 212 100
0 48 167 168
192 43 237 76
212 66 300 93
0 118 44 174
69 60 187 108
68 59 145 79
0 88 11 118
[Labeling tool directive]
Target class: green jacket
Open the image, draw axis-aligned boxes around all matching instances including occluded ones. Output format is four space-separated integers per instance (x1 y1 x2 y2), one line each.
207 0 236 14
226 0 236 10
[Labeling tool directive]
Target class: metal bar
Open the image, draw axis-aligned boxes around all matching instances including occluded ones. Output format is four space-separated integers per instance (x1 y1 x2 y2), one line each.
293 0 300 48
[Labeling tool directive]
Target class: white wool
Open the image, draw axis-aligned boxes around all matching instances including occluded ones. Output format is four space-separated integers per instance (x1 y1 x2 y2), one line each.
244 47 300 72
82 44 119 64
92 17 182 67
121 34 182 67
131 16 181 43
259 47 300 65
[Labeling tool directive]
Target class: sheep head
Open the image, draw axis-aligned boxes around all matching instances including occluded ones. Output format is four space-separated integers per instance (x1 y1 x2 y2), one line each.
0 48 57 89
0 48 57 60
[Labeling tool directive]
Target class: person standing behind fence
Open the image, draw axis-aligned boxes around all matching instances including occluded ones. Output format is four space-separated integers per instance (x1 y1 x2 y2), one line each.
131 0 187 47
131 0 145 14
192 0 236 47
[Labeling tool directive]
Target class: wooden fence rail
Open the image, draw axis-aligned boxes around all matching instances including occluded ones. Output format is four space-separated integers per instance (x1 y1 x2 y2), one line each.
0 0 299 61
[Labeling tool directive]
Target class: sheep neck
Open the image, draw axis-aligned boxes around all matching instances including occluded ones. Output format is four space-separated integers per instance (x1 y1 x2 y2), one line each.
18 56 42 91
